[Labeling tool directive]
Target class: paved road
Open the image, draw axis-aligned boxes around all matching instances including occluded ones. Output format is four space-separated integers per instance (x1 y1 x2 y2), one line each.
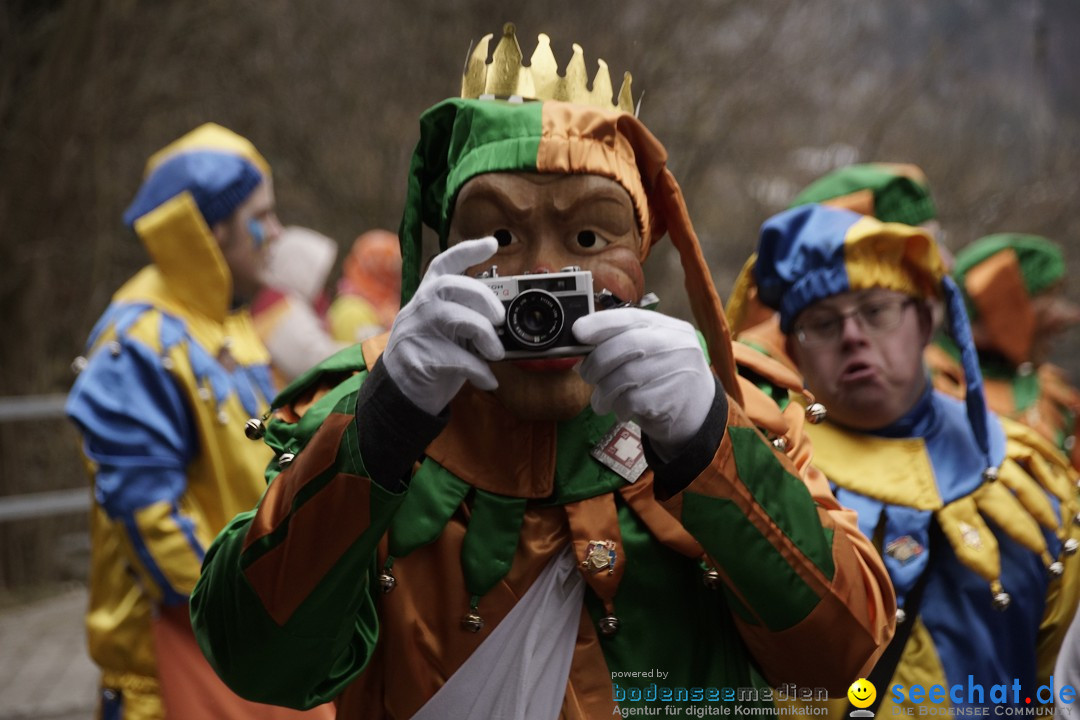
0 585 96 720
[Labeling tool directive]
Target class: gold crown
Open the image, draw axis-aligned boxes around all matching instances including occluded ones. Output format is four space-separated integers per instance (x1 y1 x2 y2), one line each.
461 23 635 114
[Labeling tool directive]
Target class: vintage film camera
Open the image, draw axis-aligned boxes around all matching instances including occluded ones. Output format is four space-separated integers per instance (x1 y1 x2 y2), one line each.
475 266 596 359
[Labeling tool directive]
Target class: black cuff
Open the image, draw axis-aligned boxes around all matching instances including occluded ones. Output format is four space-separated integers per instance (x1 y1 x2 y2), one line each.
645 376 728 501
355 358 449 493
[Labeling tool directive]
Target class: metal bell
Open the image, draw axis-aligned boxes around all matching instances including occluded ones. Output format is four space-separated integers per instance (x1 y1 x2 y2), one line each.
772 436 789 452
895 607 907 624
702 568 721 590
1017 362 1034 377
245 418 266 440
1065 538 1080 555
805 402 827 425
1073 513 1080 528
1050 561 1065 578
279 452 296 467
198 387 212 402
71 356 88 374
161 356 175 370
982 466 999 483
378 568 397 594
216 410 229 426
107 340 122 357
598 614 620 636
461 611 485 633
992 590 1012 611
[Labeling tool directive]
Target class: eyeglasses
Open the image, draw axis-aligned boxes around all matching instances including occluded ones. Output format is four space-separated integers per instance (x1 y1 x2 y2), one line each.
794 297 915 347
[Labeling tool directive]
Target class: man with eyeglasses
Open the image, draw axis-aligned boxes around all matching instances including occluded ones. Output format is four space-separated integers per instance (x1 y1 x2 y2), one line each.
753 203 1080 715
727 162 948 375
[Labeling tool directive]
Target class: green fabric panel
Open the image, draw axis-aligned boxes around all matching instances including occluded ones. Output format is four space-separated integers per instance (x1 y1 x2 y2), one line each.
585 501 770 707
789 163 935 225
728 425 835 579
680 492 821 630
546 407 628 505
977 352 1040 412
460 490 527 597
953 233 1065 311
262 374 366 484
1013 372 1041 412
695 329 712 364
387 458 472 557
399 98 543 302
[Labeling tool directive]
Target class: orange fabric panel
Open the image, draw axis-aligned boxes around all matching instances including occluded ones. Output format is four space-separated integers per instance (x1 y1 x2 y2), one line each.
244 474 372 626
965 249 1035 365
360 331 391 371
737 378 790 438
426 384 558 498
733 329 802 387
376 506 569 718
537 104 652 255
244 412 355 550
822 188 876 217
564 493 626 613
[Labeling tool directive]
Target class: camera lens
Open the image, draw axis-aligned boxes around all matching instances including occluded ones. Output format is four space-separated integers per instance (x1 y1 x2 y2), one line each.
505 290 564 349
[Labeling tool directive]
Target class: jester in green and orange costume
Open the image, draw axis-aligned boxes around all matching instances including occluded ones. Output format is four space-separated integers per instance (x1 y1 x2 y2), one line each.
191 25 895 718
930 233 1080 472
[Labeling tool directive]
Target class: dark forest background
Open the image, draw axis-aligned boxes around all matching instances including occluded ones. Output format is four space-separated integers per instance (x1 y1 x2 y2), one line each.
2 0 1079 589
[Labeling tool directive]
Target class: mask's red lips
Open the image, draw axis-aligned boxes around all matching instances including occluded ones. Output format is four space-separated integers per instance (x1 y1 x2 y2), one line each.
512 356 583 373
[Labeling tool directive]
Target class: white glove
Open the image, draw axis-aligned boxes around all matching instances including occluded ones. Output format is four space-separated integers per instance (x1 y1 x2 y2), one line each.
380 237 505 415
573 308 716 458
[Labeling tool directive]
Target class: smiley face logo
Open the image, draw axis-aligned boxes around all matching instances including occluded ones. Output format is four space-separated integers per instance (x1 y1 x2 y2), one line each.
848 678 876 709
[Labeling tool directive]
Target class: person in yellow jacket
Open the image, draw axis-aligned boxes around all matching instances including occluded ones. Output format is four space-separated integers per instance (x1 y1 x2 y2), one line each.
66 124 331 720
326 228 402 345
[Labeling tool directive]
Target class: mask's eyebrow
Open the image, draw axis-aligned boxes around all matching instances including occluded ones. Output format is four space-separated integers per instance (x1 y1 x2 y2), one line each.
457 184 533 226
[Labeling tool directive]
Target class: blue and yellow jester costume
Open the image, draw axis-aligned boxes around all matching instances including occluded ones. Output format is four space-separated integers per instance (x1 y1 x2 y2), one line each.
753 204 1080 714
66 124 278 719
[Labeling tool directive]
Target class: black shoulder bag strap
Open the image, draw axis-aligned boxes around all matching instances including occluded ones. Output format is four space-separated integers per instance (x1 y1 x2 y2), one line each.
847 560 932 716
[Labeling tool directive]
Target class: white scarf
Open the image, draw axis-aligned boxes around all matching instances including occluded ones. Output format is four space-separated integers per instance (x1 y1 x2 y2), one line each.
412 545 585 720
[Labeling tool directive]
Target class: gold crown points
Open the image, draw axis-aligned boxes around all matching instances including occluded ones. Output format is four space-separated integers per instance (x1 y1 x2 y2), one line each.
461 23 635 114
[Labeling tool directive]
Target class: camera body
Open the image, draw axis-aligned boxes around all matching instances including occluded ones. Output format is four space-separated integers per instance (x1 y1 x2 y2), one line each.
476 267 595 359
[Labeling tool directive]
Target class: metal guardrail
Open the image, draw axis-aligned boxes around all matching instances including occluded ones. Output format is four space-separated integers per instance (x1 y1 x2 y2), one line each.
0 393 89 523
0 393 69 423
0 489 89 523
